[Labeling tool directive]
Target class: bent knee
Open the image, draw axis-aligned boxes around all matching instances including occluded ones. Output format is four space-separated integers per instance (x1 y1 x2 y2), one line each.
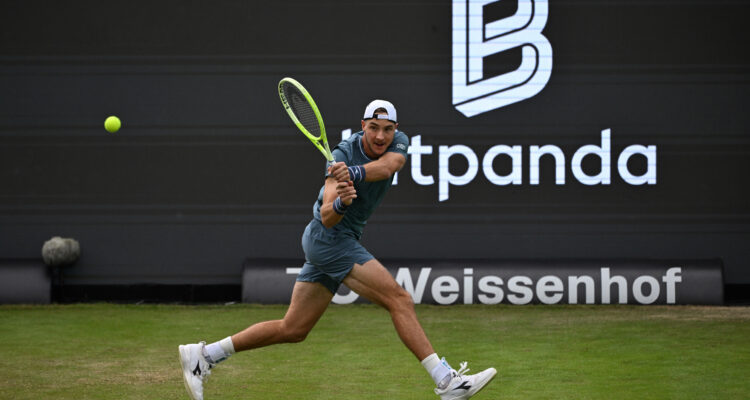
280 322 310 343
385 286 415 311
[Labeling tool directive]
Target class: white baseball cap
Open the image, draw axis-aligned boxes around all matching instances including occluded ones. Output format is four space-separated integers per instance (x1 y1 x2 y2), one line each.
363 99 397 123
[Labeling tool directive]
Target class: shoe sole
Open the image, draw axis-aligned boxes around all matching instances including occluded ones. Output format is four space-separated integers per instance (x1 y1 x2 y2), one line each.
178 345 200 400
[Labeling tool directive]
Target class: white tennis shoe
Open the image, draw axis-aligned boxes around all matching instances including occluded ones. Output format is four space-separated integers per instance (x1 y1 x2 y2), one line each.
178 342 212 400
434 360 497 400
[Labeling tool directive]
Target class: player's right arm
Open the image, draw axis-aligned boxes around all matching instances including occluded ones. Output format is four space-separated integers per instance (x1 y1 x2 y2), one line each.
320 162 357 228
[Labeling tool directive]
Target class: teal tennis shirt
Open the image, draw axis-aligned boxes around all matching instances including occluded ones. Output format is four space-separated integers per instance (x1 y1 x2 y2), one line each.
312 130 409 239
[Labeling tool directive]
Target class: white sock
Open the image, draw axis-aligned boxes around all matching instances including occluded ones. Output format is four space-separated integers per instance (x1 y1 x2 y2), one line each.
421 353 452 389
203 336 235 364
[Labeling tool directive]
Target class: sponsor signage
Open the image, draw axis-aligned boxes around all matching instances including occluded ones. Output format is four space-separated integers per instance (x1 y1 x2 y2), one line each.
452 0 553 116
242 259 723 305
342 128 658 201
334 1 659 202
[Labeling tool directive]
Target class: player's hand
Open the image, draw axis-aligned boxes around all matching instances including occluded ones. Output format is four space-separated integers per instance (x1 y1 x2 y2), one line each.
336 181 357 206
328 162 351 183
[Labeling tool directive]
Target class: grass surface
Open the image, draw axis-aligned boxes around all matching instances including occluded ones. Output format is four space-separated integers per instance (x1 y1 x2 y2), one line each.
0 303 748 399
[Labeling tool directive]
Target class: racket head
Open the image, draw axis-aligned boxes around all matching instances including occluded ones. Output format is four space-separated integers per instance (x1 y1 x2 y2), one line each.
278 78 334 163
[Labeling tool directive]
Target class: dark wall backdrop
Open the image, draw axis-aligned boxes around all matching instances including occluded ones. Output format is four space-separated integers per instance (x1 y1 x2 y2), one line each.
1 0 749 287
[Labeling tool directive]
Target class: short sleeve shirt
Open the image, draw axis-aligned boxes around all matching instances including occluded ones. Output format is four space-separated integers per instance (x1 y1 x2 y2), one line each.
311 130 409 239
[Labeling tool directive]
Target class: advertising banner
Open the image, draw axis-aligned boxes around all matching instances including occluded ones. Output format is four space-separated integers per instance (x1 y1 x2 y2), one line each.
242 259 723 305
1 1 747 291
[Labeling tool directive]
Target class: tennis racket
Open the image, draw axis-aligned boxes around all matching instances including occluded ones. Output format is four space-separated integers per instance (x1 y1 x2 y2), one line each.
278 77 334 167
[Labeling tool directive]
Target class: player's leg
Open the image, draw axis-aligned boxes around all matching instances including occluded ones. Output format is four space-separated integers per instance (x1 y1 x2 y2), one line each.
343 259 496 399
178 281 333 400
343 258 434 360
231 281 333 350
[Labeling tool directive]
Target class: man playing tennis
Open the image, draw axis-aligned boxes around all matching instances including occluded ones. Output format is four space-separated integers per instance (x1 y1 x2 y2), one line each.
179 100 496 400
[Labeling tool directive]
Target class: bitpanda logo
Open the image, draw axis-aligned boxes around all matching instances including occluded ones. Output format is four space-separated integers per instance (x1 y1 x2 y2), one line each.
452 0 553 117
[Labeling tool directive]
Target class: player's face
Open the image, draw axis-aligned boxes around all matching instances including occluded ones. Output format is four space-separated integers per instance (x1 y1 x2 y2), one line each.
361 117 398 159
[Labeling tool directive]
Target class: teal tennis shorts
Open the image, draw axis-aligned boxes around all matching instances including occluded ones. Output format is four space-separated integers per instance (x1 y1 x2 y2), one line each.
298 219 374 294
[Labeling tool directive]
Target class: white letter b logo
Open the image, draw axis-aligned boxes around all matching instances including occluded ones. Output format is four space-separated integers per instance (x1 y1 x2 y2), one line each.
452 0 553 117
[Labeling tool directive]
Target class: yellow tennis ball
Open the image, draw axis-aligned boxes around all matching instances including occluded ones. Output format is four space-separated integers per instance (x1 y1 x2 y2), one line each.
104 116 121 133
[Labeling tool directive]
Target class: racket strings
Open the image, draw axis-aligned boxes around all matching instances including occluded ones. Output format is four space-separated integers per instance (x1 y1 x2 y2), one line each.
283 84 321 137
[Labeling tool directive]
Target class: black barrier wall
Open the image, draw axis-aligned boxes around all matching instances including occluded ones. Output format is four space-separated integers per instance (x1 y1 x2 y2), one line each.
242 259 724 305
1 1 748 296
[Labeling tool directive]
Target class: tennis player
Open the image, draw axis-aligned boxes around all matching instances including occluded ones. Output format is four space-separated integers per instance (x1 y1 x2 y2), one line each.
179 100 496 400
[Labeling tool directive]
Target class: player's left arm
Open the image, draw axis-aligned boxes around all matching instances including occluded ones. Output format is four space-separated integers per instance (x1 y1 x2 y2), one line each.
345 131 408 182
328 153 405 183
360 151 406 181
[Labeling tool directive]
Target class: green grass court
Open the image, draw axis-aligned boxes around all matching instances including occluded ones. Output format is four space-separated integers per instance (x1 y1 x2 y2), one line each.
1 303 748 399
